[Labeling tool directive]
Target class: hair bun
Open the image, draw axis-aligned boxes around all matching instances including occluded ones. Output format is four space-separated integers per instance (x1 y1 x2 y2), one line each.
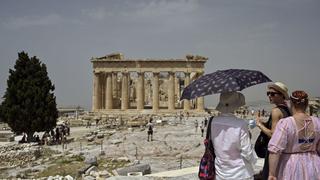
290 90 308 104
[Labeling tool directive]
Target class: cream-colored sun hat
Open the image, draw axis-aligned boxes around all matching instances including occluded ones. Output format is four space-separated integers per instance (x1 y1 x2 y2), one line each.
267 82 289 100
216 92 245 113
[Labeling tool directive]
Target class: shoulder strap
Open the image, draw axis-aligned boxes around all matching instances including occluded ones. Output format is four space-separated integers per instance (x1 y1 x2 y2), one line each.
277 105 292 117
206 116 215 152
206 116 214 140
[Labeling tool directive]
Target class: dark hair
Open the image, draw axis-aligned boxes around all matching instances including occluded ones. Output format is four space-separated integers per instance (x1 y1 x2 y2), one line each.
290 90 309 111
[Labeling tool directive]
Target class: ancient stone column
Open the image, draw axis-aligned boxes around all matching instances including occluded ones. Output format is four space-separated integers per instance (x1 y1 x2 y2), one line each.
183 72 191 111
196 72 205 111
121 72 129 110
106 72 113 110
168 72 175 110
175 76 180 101
152 72 160 111
100 75 105 109
197 97 205 111
92 72 101 111
112 72 118 98
137 72 145 110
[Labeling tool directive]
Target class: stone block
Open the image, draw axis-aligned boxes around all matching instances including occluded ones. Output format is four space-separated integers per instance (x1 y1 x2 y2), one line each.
115 163 151 176
84 155 98 166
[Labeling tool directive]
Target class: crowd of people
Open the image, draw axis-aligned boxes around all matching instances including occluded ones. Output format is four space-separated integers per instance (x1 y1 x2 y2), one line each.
206 82 320 180
18 123 70 146
42 124 70 145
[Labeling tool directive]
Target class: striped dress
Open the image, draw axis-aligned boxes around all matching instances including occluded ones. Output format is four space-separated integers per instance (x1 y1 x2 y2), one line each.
268 116 320 180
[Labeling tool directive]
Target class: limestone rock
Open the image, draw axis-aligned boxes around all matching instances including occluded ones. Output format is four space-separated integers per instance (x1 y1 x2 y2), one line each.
84 155 98 166
115 163 151 176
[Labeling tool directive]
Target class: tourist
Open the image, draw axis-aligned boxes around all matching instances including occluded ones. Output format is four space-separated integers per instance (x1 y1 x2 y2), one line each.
55 127 60 144
194 119 199 133
85 121 90 128
146 118 154 141
96 119 100 127
256 82 291 180
185 112 190 121
18 133 27 143
200 121 204 137
210 92 257 179
204 116 208 127
50 129 55 141
268 90 320 180
251 109 255 117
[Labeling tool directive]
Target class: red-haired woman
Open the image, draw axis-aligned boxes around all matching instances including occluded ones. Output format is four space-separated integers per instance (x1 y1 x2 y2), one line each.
268 90 320 180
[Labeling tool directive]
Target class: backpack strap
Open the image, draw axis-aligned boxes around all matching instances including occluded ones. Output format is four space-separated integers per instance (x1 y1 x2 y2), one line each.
277 104 292 118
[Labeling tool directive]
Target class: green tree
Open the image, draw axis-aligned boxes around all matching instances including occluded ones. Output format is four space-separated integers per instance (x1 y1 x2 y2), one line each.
0 51 58 142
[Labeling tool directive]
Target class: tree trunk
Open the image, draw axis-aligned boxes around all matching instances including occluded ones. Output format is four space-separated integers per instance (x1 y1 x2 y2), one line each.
27 132 34 143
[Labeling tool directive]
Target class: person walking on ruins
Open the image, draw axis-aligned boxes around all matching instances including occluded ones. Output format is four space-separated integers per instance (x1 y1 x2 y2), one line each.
204 116 208 127
185 112 190 121
210 92 257 180
146 118 154 141
194 119 199 133
95 119 100 127
200 121 204 137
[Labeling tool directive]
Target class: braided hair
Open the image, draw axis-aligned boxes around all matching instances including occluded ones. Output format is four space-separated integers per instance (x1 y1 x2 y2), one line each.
290 90 309 111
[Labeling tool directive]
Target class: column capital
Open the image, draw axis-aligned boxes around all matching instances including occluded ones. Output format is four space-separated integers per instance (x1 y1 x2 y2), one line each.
197 71 205 75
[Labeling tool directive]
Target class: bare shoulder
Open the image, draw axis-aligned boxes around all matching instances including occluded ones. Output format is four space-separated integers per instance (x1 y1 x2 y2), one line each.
271 107 282 115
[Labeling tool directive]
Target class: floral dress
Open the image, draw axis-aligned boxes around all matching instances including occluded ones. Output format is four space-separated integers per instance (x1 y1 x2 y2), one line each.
268 116 320 180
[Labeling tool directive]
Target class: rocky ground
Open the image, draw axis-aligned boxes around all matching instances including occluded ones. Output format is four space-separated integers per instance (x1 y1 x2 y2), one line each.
0 115 263 179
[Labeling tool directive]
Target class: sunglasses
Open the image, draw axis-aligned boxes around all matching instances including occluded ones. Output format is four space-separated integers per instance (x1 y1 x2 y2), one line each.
267 91 281 97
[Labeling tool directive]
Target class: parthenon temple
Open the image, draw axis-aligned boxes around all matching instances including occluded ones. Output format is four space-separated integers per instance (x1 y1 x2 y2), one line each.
91 53 208 115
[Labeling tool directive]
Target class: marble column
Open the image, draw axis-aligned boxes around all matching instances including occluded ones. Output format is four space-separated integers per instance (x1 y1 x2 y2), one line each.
121 72 129 110
175 76 180 101
152 72 159 111
183 72 191 111
92 72 101 111
137 72 145 110
196 72 205 111
100 74 105 109
112 72 118 98
197 97 205 111
106 72 113 110
168 72 175 110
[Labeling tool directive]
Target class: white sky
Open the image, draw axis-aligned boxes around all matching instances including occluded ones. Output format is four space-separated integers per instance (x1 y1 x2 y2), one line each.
1 0 319 110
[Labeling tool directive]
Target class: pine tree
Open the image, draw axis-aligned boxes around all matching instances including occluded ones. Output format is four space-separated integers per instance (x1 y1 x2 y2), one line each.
0 51 58 142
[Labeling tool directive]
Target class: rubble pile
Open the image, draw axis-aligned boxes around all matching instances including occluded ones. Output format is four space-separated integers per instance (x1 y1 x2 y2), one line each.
0 143 55 167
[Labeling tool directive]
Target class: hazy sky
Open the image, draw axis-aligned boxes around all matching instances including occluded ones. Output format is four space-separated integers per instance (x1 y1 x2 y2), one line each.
1 0 319 110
